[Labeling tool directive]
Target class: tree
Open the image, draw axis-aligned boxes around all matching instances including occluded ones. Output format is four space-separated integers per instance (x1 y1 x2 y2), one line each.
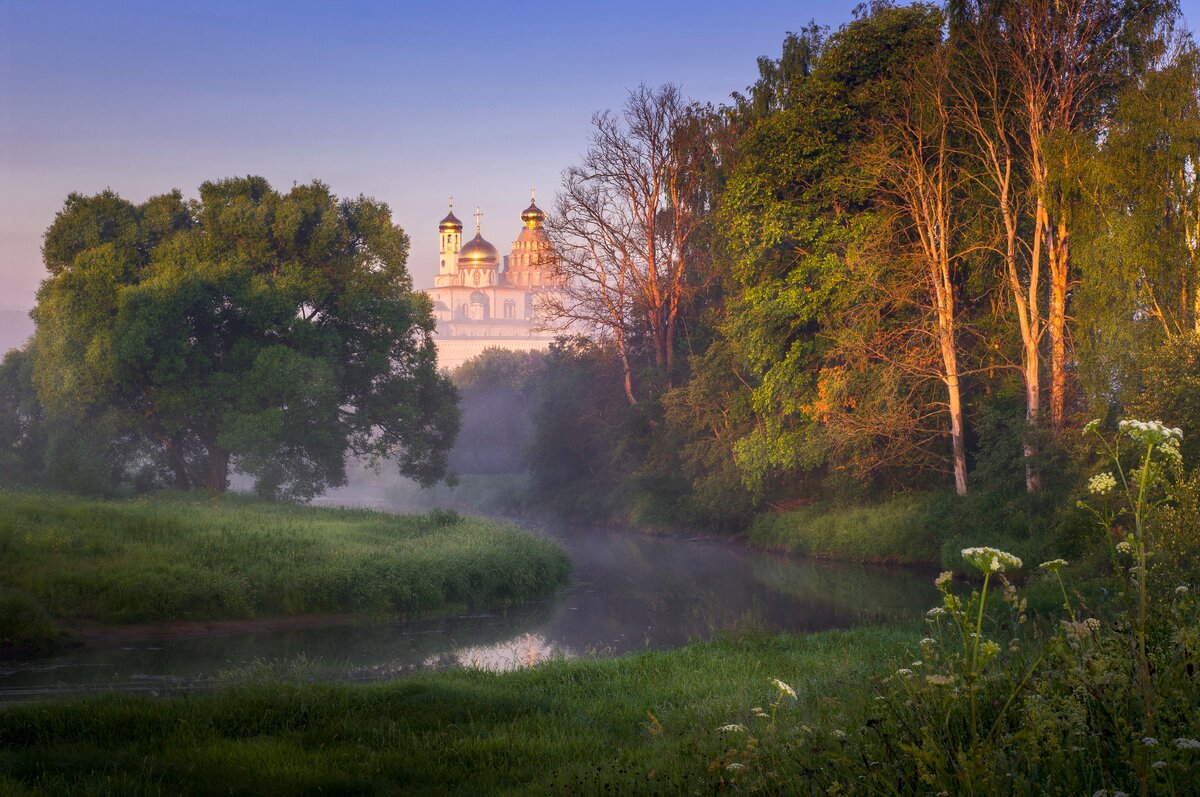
32 177 458 499
544 84 709 404
841 45 974 495
717 3 944 497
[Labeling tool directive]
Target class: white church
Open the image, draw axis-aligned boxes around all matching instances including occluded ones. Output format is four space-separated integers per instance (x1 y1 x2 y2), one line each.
424 193 564 371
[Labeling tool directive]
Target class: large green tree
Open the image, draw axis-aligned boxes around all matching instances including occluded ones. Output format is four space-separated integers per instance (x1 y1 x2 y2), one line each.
717 3 944 497
33 177 458 499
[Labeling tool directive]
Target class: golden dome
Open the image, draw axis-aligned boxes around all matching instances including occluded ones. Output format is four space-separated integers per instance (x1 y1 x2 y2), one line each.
459 232 499 267
520 200 546 227
439 210 463 231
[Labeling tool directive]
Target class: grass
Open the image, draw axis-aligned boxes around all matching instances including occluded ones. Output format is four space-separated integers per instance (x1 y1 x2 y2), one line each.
0 627 913 796
748 494 942 564
0 489 570 636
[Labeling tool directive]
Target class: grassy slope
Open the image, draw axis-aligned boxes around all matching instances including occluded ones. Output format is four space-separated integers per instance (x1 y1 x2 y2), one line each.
0 627 912 796
0 489 570 628
748 495 942 564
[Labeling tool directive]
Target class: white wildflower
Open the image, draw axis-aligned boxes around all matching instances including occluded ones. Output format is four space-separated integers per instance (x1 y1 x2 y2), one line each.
718 724 746 733
1083 418 1102 435
926 607 947 619
1116 540 1134 555
771 678 797 699
1176 738 1200 750
1152 760 1167 770
832 729 847 739
1039 558 1069 572
1088 472 1117 495
896 668 913 678
1176 585 1189 594
726 762 745 771
962 546 1022 573
1142 737 1158 747
935 571 953 588
920 637 936 646
1158 439 1183 465
1120 419 1183 447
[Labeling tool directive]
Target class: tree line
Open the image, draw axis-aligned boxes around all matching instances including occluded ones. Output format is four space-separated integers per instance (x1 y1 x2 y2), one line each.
516 0 1200 527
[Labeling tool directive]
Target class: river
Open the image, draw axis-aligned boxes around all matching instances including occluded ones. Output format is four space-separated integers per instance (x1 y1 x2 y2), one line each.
0 512 937 703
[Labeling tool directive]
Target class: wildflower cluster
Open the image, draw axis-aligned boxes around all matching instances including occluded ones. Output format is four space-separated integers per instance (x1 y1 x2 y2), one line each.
1088 472 1117 495
961 546 1023 574
1118 419 1182 446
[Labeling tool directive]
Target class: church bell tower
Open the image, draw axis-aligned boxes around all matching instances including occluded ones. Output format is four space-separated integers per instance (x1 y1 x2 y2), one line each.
436 197 463 287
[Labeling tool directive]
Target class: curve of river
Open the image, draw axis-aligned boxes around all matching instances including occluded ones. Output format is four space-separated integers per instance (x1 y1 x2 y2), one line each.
0 512 937 703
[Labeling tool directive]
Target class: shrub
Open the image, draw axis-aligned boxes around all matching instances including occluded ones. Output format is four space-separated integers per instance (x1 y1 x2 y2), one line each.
0 589 58 649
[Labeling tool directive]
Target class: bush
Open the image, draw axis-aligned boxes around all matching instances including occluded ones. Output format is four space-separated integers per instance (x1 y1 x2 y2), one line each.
0 589 58 649
748 494 941 563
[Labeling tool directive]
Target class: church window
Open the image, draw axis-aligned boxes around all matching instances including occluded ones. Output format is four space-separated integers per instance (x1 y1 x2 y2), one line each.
473 270 480 286
503 300 516 319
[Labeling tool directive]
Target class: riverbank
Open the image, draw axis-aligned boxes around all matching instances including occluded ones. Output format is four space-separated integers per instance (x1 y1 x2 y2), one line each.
388 473 1078 570
0 490 570 651
0 626 913 795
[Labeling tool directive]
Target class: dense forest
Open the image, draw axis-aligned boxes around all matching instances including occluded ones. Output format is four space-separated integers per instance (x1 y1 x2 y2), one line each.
444 0 1200 556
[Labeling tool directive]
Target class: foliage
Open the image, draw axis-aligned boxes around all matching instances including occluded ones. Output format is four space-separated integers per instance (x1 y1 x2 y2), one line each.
715 420 1200 794
0 489 569 624
718 3 945 498
748 494 942 564
0 589 58 650
31 178 458 499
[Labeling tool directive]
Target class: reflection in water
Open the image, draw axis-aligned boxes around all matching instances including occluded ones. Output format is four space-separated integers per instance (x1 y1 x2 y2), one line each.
0 509 937 703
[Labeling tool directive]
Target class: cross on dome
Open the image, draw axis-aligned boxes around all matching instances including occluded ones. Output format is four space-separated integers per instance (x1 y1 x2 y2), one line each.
474 207 482 233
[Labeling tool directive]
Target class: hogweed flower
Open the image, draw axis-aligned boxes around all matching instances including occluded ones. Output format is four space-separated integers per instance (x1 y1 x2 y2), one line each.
1176 738 1200 750
1176 585 1190 594
726 762 745 771
1087 472 1117 495
1119 419 1183 446
1083 418 1102 435
718 724 746 733
962 546 1022 573
935 571 953 588
1116 540 1134 555
1158 439 1183 465
1039 558 1068 572
771 678 796 699
895 668 914 678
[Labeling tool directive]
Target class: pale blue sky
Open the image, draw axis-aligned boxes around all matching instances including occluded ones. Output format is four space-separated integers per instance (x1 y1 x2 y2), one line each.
3 0 1200 345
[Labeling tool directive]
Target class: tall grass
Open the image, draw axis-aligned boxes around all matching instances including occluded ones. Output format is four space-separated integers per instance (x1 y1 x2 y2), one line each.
0 489 570 628
748 494 942 564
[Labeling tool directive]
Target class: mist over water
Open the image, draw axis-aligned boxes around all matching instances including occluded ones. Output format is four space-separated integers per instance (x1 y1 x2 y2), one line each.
1 467 936 703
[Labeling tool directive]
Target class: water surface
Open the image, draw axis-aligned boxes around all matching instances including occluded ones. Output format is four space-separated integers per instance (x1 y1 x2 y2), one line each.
0 514 936 703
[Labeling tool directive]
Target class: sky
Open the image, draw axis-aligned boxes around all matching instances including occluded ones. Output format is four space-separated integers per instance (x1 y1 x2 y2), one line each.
3 0 1200 347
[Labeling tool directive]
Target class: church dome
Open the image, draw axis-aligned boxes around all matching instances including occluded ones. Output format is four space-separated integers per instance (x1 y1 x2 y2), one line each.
459 232 499 267
439 210 463 231
520 200 546 227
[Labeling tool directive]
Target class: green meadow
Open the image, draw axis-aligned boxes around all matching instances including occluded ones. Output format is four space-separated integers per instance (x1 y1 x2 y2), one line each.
0 629 912 796
0 489 569 646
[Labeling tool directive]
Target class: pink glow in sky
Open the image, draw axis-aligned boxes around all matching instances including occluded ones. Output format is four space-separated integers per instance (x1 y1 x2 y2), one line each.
4 0 1200 353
